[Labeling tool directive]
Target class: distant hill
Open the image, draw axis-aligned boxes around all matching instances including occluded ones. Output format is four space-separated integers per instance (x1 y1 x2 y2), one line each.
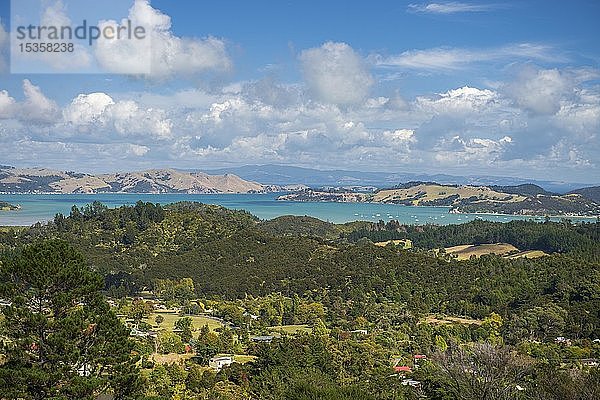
279 183 600 217
205 164 592 192
489 184 556 197
568 186 600 203
0 166 276 194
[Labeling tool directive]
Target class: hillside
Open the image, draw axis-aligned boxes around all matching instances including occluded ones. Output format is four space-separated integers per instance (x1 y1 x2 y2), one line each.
278 183 600 217
569 186 600 203
0 166 275 194
2 203 600 398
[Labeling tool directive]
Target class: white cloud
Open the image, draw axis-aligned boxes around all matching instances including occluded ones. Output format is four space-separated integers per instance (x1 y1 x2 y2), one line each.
434 135 513 164
554 102 600 142
504 67 573 115
0 90 16 119
127 144 150 156
21 80 60 124
62 92 172 139
417 86 499 114
300 42 374 105
1 72 598 182
94 0 231 78
0 81 60 123
11 1 92 71
63 93 115 126
375 44 563 71
408 2 495 14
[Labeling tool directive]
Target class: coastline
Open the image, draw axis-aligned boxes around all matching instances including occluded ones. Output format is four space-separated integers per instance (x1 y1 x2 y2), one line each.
277 198 599 220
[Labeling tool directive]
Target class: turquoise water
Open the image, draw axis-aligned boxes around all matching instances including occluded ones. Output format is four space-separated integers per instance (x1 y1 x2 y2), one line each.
0 193 592 226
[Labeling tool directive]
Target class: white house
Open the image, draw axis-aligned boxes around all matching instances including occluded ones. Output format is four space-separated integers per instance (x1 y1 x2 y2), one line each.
209 356 233 371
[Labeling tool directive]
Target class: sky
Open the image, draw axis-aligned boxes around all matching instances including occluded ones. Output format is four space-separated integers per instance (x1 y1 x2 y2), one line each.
0 0 599 183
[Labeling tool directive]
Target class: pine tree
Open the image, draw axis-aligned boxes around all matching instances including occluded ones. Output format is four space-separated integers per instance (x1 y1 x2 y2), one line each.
0 240 141 399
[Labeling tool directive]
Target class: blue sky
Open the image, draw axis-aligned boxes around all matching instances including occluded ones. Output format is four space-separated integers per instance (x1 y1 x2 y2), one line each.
0 0 599 183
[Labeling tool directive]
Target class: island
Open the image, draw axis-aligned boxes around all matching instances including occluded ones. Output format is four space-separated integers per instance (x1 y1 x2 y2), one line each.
277 182 600 217
0 201 21 211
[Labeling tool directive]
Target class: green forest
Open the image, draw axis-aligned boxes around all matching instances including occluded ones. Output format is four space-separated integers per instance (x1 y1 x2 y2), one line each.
0 201 599 399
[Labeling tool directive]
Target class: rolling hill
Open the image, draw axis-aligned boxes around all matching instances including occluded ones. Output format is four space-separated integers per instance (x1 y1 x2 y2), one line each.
568 186 600 203
278 182 600 217
0 166 276 194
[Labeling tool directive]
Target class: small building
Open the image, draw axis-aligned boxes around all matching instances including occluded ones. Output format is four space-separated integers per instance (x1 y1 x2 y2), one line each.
555 336 572 346
350 329 368 335
243 312 259 320
581 359 599 367
394 366 412 374
251 335 274 343
414 354 426 360
209 356 233 371
401 378 421 387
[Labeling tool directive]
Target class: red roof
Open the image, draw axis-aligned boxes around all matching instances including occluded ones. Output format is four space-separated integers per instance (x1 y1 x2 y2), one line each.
394 366 412 372
414 354 427 359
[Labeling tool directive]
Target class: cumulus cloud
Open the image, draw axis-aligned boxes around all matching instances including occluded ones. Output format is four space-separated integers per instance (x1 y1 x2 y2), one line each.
408 2 495 14
63 93 115 126
11 1 92 72
434 135 513 164
1 70 599 181
300 42 374 105
127 144 150 156
94 0 231 78
504 67 573 115
21 80 60 124
416 86 499 115
63 92 172 139
0 90 16 119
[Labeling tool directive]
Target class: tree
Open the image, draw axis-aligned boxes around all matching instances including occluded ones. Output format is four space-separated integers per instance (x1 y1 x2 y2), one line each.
128 298 153 325
431 343 532 400
157 331 185 354
0 240 140 400
174 317 194 343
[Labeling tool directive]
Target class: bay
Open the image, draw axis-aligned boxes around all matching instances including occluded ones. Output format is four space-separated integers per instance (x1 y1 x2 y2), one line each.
0 193 592 226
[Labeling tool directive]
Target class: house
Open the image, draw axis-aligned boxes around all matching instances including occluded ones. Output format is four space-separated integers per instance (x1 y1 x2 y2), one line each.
209 356 233 371
413 354 427 360
555 337 572 346
401 378 421 387
129 327 157 338
394 366 412 374
77 363 92 377
581 359 599 367
243 311 259 320
251 335 274 343
350 329 368 335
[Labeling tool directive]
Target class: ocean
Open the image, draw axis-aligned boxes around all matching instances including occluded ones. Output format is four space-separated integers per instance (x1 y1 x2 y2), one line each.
0 193 593 226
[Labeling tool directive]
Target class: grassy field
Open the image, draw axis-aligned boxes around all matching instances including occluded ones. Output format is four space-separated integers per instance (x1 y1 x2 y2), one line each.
144 311 223 333
150 353 256 366
506 250 549 259
373 184 525 205
267 324 311 334
374 239 413 249
445 243 519 260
